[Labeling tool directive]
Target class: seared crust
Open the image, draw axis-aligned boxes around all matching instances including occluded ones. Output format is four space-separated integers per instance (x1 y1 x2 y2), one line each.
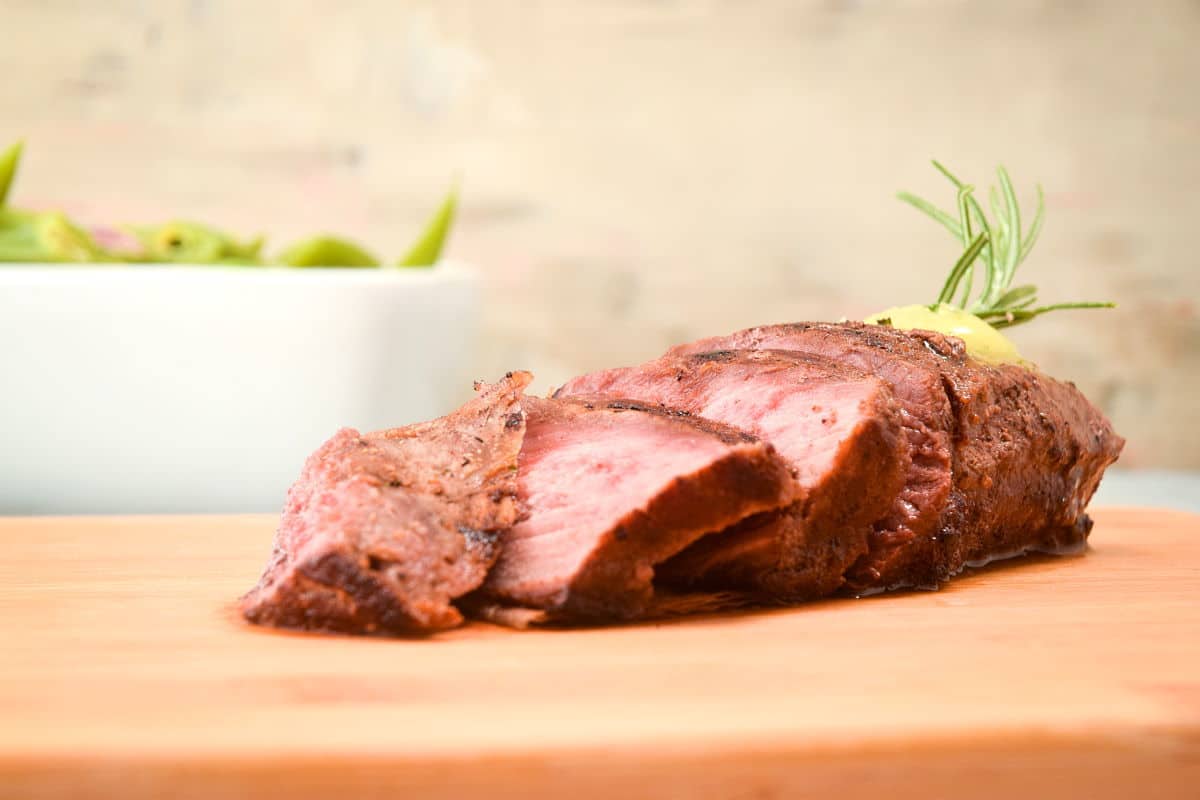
572 397 759 445
240 372 531 635
671 322 1124 593
776 388 906 595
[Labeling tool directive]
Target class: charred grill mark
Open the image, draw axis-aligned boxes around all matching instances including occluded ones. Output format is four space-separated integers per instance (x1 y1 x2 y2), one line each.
940 374 965 444
458 525 500 560
604 399 691 417
297 551 418 633
690 350 738 363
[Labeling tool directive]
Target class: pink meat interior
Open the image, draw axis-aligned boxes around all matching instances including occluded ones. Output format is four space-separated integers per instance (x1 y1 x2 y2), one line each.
694 376 873 488
565 364 874 491
487 408 736 606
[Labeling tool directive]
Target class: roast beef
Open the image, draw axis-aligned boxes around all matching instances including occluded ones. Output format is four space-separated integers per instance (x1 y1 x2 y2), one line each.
240 372 530 634
479 396 796 622
555 349 907 599
671 322 1125 592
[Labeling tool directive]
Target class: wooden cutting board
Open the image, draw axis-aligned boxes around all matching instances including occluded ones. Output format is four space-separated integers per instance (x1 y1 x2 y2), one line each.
0 508 1197 799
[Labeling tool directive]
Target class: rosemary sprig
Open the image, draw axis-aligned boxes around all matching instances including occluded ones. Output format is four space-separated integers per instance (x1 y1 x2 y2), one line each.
899 162 1114 328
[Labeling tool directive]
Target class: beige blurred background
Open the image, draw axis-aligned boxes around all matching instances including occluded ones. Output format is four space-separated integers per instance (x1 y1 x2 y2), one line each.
2 0 1196 468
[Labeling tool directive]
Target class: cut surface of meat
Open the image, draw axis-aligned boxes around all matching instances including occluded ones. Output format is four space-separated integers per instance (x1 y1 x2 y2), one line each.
240 372 530 635
556 349 907 598
671 322 1124 592
481 397 796 621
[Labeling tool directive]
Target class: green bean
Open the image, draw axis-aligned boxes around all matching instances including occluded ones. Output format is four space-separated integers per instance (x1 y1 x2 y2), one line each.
398 184 457 267
230 234 265 261
132 221 265 264
0 208 104 263
0 140 22 206
42 213 106 261
0 216 60 261
277 235 380 268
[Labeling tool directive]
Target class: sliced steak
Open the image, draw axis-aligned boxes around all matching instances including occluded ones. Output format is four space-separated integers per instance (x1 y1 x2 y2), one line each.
671 322 1124 592
240 372 530 635
479 396 796 622
555 349 907 599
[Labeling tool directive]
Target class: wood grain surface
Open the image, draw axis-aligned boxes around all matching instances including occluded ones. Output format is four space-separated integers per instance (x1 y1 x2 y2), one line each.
1 508 1197 798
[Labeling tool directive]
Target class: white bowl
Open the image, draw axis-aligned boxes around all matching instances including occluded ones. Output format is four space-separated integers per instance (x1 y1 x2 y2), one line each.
0 263 479 514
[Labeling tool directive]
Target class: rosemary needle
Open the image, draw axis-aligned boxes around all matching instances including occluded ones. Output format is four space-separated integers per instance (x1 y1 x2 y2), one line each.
899 162 1114 328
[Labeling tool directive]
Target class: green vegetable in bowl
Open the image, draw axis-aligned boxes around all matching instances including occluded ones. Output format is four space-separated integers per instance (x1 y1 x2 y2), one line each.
0 144 103 263
278 235 380 268
398 185 457 267
0 140 22 206
130 221 265 265
866 162 1114 363
0 208 106 262
0 212 55 262
0 210 47 261
0 140 460 268
36 212 107 261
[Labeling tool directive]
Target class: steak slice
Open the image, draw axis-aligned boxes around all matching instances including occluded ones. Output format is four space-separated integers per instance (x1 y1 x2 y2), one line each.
240 372 530 635
555 349 908 599
671 322 1124 592
479 396 796 622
